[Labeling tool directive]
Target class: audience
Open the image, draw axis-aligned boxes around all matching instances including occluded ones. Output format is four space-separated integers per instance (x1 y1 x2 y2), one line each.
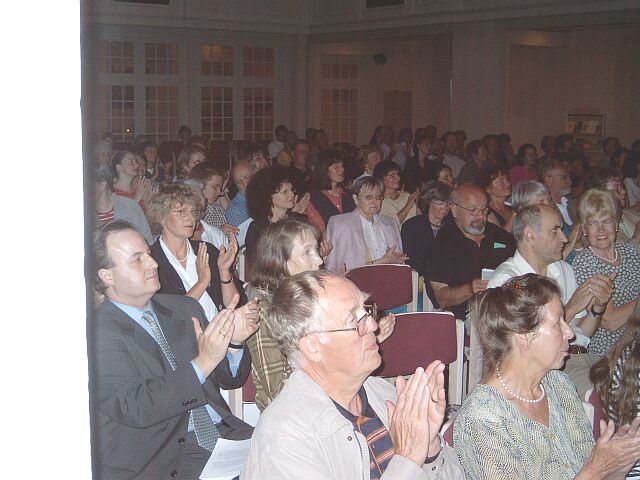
455 273 640 479
374 159 418 225
573 189 640 357
428 183 515 318
242 270 464 479
91 221 254 479
488 204 613 397
90 123 640 480
325 176 405 271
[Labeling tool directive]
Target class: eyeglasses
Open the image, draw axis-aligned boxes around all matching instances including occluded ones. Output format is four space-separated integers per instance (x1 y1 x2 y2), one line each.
171 208 202 218
453 203 489 216
431 200 450 207
315 303 377 337
360 194 384 202
546 173 570 180
585 218 615 231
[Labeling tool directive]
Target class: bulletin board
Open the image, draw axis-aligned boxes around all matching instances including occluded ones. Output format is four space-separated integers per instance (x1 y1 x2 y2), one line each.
565 113 605 165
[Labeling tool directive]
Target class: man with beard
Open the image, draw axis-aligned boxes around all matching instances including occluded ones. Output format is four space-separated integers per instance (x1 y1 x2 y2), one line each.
427 183 516 319
487 205 614 398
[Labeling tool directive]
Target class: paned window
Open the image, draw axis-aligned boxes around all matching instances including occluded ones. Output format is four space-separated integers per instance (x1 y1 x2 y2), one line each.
98 40 134 74
145 43 178 75
145 86 179 143
97 84 135 140
201 87 233 141
322 63 358 80
243 47 274 77
243 87 274 141
201 45 234 76
321 88 358 144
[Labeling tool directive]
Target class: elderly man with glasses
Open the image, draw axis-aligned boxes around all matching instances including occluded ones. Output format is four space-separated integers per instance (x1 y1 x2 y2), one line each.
242 270 464 479
426 183 516 319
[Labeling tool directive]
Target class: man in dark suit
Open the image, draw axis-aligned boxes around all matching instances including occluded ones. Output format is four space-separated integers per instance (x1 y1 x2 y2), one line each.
90 220 255 480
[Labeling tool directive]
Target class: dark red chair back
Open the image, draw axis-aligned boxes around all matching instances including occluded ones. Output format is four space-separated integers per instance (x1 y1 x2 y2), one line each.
374 311 457 377
442 420 454 446
346 264 413 311
243 374 257 403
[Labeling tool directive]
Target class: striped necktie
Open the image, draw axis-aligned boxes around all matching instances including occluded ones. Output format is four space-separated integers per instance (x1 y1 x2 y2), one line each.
142 311 220 451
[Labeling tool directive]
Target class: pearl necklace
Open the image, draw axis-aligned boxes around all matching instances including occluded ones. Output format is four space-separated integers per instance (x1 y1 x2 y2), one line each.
588 246 618 264
175 240 189 262
495 364 546 404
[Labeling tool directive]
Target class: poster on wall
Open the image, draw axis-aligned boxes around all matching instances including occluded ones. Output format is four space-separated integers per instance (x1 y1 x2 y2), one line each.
565 113 605 165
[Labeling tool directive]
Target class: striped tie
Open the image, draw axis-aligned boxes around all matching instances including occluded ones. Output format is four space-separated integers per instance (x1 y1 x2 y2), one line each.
142 311 220 451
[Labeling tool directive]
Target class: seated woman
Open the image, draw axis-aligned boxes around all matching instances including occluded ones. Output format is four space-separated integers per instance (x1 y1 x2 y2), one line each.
454 273 640 479
325 176 406 271
374 160 418 225
402 132 433 193
478 164 513 231
584 167 640 247
146 183 253 324
354 144 383 181
591 298 640 479
573 189 640 357
508 143 539 187
110 149 153 212
401 180 452 305
305 148 356 234
245 165 306 265
188 162 238 238
434 163 455 188
175 144 207 180
94 162 153 245
246 217 396 410
623 151 640 208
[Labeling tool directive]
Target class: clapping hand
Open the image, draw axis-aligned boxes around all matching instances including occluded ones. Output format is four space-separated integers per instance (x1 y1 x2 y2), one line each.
231 297 260 343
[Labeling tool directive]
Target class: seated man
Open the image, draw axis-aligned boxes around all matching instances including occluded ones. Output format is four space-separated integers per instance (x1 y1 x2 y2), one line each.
226 160 254 227
91 221 256 480
325 176 407 271
242 270 463 479
487 204 614 398
428 183 516 319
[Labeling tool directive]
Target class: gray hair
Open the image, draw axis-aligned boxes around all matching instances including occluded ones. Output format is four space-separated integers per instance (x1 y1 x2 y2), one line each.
352 175 385 196
511 181 550 212
417 180 452 215
512 205 543 243
266 270 343 365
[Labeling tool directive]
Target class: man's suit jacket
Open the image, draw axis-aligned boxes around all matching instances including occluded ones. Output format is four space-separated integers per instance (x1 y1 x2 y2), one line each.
324 209 402 271
90 294 252 480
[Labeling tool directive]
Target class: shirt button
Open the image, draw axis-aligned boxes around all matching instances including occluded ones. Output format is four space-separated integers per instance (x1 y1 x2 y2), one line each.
549 431 556 440
564 463 570 469
347 436 353 441
170 470 178 477
177 437 185 444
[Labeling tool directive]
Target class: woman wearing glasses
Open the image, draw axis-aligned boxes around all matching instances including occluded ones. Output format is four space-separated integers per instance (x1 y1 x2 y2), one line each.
572 189 640 357
246 217 396 410
147 183 254 323
401 180 453 306
325 176 406 271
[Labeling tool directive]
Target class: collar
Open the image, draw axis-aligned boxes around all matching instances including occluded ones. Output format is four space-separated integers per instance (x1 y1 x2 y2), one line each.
332 387 375 422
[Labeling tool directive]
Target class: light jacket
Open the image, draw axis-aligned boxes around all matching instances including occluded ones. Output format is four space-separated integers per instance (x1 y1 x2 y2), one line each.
241 369 464 479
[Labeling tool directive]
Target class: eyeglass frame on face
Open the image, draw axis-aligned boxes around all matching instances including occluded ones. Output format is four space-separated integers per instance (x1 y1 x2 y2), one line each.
313 303 377 337
430 200 450 207
452 203 489 216
545 172 570 180
171 208 202 218
360 193 384 202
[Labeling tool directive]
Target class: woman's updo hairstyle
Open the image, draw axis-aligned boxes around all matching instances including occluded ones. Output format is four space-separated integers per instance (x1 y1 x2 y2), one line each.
469 273 561 376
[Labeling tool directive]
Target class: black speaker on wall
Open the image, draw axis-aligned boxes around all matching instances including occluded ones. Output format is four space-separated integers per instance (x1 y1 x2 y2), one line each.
373 53 387 66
